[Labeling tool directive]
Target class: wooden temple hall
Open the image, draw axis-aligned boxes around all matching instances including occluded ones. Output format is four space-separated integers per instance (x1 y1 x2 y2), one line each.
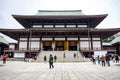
0 10 120 58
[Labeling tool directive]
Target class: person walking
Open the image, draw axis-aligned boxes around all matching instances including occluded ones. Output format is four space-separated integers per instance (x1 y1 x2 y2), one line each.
49 54 54 69
73 53 76 59
91 55 96 64
63 52 66 58
106 53 111 66
97 55 101 64
54 55 57 62
101 55 105 66
105 54 108 63
112 54 116 63
34 55 37 60
43 55 47 63
115 54 119 63
2 54 7 64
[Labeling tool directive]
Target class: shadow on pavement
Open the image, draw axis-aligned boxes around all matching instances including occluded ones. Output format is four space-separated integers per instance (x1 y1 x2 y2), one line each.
115 64 120 66
0 64 5 66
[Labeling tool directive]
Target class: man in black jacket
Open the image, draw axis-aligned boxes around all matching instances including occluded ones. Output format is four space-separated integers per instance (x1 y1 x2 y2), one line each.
49 54 54 68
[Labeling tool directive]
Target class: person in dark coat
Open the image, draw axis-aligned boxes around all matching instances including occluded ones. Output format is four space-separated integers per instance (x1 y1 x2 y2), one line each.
91 55 96 64
97 55 101 64
115 54 119 63
74 53 76 58
43 56 47 63
54 55 57 62
63 52 66 58
49 54 54 68
106 53 111 66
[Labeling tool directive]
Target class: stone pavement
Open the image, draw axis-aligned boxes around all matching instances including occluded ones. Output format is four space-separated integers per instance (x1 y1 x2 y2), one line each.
0 61 120 80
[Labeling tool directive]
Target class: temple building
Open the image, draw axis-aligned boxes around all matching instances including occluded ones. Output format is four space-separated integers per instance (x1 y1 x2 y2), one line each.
0 10 120 58
0 36 9 56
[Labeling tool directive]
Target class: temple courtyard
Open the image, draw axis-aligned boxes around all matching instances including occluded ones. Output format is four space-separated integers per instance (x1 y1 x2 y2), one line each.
0 61 120 80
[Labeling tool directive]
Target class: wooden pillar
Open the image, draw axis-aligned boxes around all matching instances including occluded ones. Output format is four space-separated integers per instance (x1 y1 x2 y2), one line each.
27 36 29 50
29 29 32 50
91 34 93 50
18 37 20 50
52 37 55 51
79 37 81 51
100 35 102 50
17 34 20 50
64 41 69 50
39 37 41 51
78 37 80 51
54 41 56 51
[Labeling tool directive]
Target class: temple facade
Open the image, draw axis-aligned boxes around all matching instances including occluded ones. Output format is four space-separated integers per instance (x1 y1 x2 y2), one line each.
0 10 120 58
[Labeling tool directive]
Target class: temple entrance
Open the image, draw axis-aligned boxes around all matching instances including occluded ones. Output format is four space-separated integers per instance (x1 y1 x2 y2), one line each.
69 41 77 51
55 41 64 51
43 41 52 51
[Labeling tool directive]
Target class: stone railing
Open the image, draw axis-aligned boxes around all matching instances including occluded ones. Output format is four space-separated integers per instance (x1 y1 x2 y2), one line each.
80 47 116 51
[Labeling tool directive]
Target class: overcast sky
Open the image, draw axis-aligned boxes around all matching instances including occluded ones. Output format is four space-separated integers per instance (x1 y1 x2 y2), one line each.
0 0 120 42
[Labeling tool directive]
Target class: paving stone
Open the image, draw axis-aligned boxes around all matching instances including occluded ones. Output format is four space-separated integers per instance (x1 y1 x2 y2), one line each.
0 61 120 80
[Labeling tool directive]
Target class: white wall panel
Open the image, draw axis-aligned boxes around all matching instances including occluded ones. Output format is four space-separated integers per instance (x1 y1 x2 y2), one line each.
19 42 27 50
66 25 76 27
55 38 65 41
92 38 100 40
33 25 42 28
29 38 40 41
67 38 78 40
78 25 87 27
80 41 91 50
93 41 101 48
9 45 15 50
55 25 65 27
42 38 52 41
80 41 89 48
80 38 90 40
44 25 53 28
29 42 40 50
14 53 25 58
20 38 27 40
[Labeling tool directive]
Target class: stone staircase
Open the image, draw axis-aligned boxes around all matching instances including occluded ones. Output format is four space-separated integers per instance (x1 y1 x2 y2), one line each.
33 51 86 62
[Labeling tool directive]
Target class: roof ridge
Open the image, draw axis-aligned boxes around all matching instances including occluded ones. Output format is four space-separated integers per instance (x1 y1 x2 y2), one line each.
36 10 84 15
38 10 82 12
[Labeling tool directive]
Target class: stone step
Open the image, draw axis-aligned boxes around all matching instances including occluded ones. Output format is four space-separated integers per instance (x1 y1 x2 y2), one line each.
32 51 87 62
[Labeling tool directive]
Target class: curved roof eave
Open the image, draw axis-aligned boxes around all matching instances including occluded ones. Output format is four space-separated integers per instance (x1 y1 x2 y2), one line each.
111 36 120 45
90 28 120 39
0 29 30 40
0 28 119 40
12 14 108 28
0 36 9 45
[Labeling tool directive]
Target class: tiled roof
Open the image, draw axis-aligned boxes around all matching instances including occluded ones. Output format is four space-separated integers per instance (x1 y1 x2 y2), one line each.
102 42 112 46
111 36 120 44
36 10 84 16
0 36 9 45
